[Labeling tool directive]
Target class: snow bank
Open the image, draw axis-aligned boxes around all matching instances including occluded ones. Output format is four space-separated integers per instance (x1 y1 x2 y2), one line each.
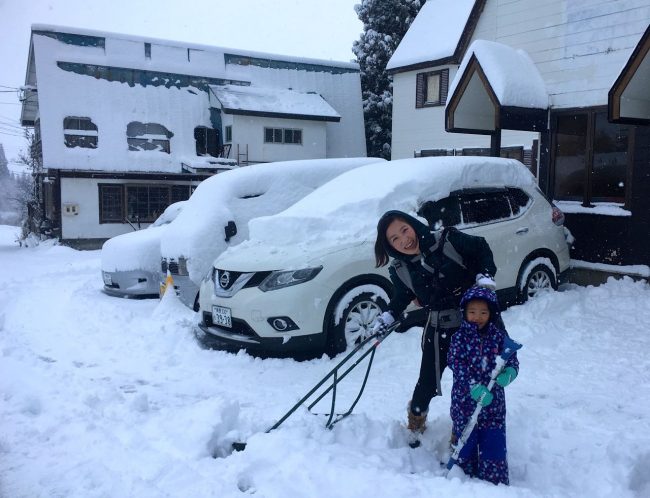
2 224 650 497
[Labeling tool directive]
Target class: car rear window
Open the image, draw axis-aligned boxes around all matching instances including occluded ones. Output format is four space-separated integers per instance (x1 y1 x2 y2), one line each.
460 192 512 224
418 196 462 228
506 188 531 216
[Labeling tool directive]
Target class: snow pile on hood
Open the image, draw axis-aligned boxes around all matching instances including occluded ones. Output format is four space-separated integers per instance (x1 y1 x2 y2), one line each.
160 157 384 283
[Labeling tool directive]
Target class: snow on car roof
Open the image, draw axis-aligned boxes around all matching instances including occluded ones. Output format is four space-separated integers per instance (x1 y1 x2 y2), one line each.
245 156 536 249
160 157 385 282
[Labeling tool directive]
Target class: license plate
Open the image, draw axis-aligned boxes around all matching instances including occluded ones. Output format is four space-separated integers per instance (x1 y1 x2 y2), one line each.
102 272 112 286
212 305 232 328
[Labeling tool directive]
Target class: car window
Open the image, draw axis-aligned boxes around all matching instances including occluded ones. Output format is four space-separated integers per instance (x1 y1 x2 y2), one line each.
506 188 531 216
418 196 462 228
459 191 512 225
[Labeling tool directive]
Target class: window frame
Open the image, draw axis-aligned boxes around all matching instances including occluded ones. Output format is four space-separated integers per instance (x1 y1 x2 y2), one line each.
550 107 634 208
126 121 173 154
98 183 193 224
263 127 303 145
194 126 220 157
416 69 449 108
98 184 124 223
224 125 232 143
64 116 98 149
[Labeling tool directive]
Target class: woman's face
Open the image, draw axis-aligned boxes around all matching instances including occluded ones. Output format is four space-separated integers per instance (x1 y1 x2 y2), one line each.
386 219 420 255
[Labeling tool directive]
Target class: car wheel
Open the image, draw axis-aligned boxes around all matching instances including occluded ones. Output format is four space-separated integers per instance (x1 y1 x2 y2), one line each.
518 263 556 303
326 287 388 356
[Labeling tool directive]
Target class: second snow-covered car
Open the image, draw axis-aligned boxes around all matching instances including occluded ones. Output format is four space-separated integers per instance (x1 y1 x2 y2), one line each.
101 201 186 297
159 157 385 309
197 156 571 358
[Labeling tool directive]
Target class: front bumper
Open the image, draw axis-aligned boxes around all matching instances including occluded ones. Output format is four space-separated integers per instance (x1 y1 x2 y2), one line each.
102 270 159 297
196 313 326 357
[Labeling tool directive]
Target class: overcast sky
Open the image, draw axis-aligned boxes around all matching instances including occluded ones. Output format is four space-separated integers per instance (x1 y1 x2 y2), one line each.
0 0 363 170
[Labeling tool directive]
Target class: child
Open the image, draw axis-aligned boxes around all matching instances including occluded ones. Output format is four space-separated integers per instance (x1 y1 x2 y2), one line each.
447 286 519 485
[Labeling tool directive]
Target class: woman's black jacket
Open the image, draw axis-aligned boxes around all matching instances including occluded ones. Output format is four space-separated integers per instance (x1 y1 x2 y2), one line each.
382 211 497 316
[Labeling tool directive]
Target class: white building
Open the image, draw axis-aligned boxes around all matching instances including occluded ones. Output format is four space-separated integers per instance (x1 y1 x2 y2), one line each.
387 0 650 267
20 25 366 248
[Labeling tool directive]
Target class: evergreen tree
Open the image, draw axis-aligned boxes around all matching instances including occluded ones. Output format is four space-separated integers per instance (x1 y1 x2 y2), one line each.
0 143 9 177
353 0 424 159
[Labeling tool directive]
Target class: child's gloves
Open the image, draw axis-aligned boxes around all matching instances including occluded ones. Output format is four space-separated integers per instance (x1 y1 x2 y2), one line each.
475 273 496 290
496 366 518 387
470 384 493 406
370 311 395 338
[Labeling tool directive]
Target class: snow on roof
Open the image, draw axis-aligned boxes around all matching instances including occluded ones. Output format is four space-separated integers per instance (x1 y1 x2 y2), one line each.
448 39 548 109
386 0 476 71
209 85 341 121
31 24 359 70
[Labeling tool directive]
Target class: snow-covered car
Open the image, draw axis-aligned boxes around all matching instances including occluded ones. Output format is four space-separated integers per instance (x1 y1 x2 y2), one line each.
101 201 186 298
159 157 385 310
197 156 571 358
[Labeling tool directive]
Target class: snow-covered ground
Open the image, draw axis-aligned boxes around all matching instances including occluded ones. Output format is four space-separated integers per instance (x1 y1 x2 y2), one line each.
1 224 649 498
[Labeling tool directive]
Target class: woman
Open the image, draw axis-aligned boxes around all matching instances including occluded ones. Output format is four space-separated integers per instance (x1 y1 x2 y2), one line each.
372 210 497 447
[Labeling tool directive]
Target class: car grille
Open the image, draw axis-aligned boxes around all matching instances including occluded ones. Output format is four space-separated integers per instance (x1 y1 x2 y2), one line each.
161 259 179 275
202 312 257 338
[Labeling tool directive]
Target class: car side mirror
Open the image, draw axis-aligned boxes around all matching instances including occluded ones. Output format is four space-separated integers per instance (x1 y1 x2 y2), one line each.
224 220 237 242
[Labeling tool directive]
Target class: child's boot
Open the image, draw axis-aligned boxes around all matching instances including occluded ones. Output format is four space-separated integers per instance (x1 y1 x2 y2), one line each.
407 401 427 448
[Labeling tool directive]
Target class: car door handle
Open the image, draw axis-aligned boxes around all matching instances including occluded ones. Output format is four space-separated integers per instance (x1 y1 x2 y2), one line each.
516 227 529 235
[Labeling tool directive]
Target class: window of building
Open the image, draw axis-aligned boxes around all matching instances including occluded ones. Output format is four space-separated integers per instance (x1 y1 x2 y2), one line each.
171 185 193 204
64 116 98 149
98 184 193 224
144 42 151 59
225 125 232 143
416 69 449 108
194 126 220 156
126 185 170 223
264 127 302 144
98 184 124 223
126 122 173 153
552 109 630 204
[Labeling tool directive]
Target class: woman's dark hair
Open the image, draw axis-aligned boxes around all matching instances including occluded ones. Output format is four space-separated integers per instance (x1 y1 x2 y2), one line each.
374 213 411 267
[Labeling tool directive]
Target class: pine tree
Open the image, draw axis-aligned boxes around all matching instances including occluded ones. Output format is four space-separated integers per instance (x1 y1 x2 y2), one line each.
0 143 9 177
353 0 424 159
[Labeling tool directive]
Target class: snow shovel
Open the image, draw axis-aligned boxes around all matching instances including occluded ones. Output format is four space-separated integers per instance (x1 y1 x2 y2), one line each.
231 321 401 453
445 335 522 475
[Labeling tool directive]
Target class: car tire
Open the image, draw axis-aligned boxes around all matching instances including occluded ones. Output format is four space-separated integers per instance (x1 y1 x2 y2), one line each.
325 288 388 357
517 262 557 303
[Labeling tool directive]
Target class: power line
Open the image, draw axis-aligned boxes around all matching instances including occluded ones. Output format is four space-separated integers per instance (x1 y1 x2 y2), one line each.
0 85 19 90
0 130 25 137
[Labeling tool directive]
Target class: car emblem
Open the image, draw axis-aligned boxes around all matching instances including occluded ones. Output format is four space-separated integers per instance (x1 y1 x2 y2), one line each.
219 271 231 289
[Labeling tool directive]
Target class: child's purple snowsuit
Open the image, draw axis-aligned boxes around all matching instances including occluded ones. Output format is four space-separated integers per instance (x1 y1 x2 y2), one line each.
447 286 519 485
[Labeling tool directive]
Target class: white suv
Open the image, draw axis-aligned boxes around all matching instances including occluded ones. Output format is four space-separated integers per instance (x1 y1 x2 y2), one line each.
197 157 570 358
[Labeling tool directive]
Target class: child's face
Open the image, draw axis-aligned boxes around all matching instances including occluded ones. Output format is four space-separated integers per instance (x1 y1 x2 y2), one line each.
465 299 490 329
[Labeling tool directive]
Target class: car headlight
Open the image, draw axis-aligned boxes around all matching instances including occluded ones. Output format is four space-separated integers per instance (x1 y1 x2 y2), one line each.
258 266 322 292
